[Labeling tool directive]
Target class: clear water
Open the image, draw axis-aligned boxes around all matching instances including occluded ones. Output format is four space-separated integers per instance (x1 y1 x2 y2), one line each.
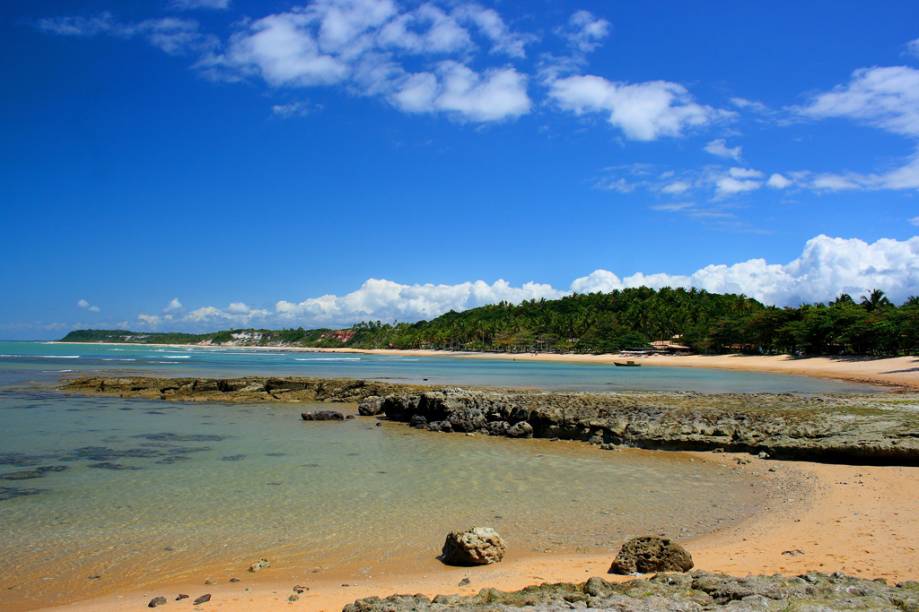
0 341 841 609
0 384 766 609
0 340 880 393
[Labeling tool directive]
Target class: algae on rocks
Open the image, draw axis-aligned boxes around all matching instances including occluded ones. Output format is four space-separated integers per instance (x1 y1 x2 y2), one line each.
342 571 919 611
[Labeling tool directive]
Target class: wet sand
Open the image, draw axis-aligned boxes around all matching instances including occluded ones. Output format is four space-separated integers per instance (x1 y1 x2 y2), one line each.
36 453 919 612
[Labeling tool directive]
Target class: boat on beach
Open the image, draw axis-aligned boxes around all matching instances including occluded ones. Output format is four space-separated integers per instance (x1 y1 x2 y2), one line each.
614 360 641 367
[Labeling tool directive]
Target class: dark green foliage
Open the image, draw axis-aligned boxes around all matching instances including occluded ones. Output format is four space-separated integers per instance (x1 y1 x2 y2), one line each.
60 288 919 356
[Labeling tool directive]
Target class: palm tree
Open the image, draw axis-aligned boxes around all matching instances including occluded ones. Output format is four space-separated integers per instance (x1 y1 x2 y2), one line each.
861 289 892 312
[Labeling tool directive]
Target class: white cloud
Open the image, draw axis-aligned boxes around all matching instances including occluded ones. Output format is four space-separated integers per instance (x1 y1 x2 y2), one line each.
798 65 919 137
807 149 919 191
165 298 183 312
272 101 313 118
37 13 216 55
452 4 530 58
214 11 350 87
570 235 919 306
908 39 919 59
133 235 919 329
138 313 161 326
548 75 730 141
170 0 230 10
767 173 792 189
728 167 763 179
661 181 691 194
378 4 471 54
704 138 742 161
557 10 609 53
187 1 532 122
910 216 919 227
595 177 636 193
275 277 562 323
77 298 101 313
391 62 530 122
729 96 770 114
186 303 270 324
712 167 763 198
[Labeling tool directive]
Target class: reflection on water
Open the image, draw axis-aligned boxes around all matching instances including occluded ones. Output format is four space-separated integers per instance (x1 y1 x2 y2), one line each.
0 389 766 609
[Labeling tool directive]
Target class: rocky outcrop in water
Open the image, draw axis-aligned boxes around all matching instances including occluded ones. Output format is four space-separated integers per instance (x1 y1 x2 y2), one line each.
441 528 506 566
301 410 345 421
61 376 919 465
62 376 426 404
609 536 693 574
342 571 919 611
377 388 919 465
358 396 385 415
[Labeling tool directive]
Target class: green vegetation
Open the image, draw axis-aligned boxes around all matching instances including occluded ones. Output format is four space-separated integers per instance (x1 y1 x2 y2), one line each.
61 288 919 356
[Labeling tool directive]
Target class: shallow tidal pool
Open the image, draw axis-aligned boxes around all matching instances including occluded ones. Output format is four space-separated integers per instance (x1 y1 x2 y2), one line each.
0 388 771 609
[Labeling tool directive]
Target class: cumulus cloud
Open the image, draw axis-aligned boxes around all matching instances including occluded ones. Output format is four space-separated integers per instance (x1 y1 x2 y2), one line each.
138 235 919 330
37 12 216 55
76 298 101 313
164 298 184 312
391 62 530 121
275 277 562 323
378 4 471 54
188 0 533 121
548 75 730 140
186 303 270 324
569 235 919 306
767 173 792 189
704 138 742 161
713 167 763 198
557 10 609 53
452 4 530 58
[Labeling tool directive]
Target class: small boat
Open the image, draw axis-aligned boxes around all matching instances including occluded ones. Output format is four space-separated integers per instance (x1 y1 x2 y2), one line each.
614 360 641 367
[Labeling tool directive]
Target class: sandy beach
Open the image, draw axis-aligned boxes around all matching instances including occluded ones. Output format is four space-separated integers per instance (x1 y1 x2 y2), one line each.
36 453 919 612
53 341 919 390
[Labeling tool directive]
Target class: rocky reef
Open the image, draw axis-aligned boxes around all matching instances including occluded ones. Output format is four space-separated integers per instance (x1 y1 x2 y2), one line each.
342 571 919 611
62 375 426 404
378 388 919 465
61 376 919 465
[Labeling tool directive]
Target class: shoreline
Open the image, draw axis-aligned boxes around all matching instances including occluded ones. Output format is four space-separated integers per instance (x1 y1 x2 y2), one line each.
37 453 919 611
50 341 919 390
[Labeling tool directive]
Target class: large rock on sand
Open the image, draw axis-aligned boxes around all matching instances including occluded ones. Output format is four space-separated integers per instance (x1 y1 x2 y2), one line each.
441 527 506 566
609 536 693 574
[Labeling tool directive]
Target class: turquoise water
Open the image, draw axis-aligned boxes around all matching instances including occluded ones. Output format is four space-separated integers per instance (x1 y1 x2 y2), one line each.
0 341 880 393
0 377 765 610
0 340 859 609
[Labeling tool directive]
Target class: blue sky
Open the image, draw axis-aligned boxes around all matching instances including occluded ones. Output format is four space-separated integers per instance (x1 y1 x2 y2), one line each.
2 0 918 338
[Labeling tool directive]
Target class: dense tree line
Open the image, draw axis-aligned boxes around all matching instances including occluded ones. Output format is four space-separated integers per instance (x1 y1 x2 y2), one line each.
346 288 919 356
63 288 919 356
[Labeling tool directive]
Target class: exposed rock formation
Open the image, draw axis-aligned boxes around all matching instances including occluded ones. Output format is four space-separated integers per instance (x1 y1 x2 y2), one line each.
62 376 426 404
301 410 345 421
441 528 506 566
609 536 694 574
378 388 919 465
342 571 919 611
358 396 385 415
61 376 919 465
